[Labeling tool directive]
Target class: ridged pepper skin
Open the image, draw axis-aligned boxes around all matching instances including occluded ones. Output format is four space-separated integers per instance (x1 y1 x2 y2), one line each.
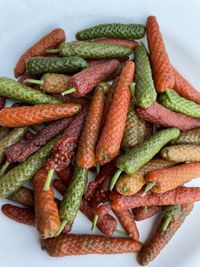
93 38 139 49
8 187 34 206
76 83 108 168
96 61 134 165
160 89 200 118
0 77 61 104
42 233 142 256
26 56 88 76
137 203 193 265
14 28 66 77
59 166 88 225
170 128 200 145
76 23 146 40
146 16 175 92
0 127 27 164
0 103 81 127
133 206 160 221
33 168 61 239
134 44 157 108
136 102 200 131
41 74 70 93
161 144 200 162
57 41 132 59
0 137 58 198
116 128 180 175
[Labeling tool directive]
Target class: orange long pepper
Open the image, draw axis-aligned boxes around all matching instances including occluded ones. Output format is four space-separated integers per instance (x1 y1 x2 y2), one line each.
0 103 81 127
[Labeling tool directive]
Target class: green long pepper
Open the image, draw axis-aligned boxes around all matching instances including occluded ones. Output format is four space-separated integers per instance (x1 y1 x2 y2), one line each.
0 77 61 104
76 23 146 40
47 41 132 59
0 137 58 198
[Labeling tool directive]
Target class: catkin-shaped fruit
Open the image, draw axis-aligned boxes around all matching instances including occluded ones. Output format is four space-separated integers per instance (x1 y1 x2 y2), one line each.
26 56 88 76
33 168 61 239
42 233 142 256
160 89 200 118
146 16 175 91
14 28 66 77
96 61 134 165
8 187 34 206
136 102 200 131
76 83 108 168
0 137 58 198
76 23 146 40
170 128 200 145
137 203 193 265
93 38 139 49
161 144 200 162
0 103 81 127
133 206 160 221
50 41 132 59
173 67 200 104
0 127 27 164
0 77 61 104
116 159 176 195
134 44 157 108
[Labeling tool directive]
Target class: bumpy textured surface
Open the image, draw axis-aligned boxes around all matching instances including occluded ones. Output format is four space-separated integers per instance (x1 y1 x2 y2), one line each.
161 89 200 118
173 67 200 104
56 164 73 184
161 144 200 162
59 166 88 224
6 117 72 162
136 102 200 131
146 162 200 193
135 44 157 108
171 128 200 145
122 104 147 148
0 127 9 140
117 128 180 175
0 103 80 127
8 187 34 206
42 233 142 256
96 61 134 164
42 73 70 93
0 77 61 104
0 137 58 198
76 23 146 40
113 210 139 240
137 203 193 265
110 187 200 211
0 127 27 164
133 206 160 221
93 38 139 49
26 56 88 75
59 41 132 59
67 60 119 97
146 16 175 91
33 168 60 239
76 84 107 168
0 96 6 110
116 159 176 195
2 204 35 226
14 28 65 77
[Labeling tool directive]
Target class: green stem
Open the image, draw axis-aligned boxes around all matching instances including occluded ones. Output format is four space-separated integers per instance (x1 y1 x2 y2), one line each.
114 229 128 236
24 79 44 85
142 181 156 196
96 164 100 175
0 161 10 176
162 215 172 232
109 169 122 191
143 206 148 213
61 87 76 96
130 82 136 96
43 169 54 191
46 48 60 54
91 214 98 231
55 219 68 236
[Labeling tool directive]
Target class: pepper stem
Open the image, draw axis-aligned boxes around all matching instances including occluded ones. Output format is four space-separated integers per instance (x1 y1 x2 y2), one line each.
142 181 156 196
46 48 60 54
114 229 128 236
24 79 44 85
91 214 98 231
109 169 122 191
55 219 68 236
43 169 54 191
130 82 136 96
61 87 76 96
96 164 100 175
162 215 172 232
143 206 148 213
0 161 10 176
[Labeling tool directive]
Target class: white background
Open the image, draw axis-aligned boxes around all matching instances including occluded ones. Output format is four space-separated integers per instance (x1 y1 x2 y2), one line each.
0 0 200 266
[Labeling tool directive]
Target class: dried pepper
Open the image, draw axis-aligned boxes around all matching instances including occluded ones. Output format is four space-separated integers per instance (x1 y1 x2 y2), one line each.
93 38 139 49
8 187 34 206
0 127 9 140
56 164 73 184
170 128 200 145
133 206 160 221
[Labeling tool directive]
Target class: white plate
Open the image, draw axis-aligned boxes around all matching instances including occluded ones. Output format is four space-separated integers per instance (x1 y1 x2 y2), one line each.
0 0 200 266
